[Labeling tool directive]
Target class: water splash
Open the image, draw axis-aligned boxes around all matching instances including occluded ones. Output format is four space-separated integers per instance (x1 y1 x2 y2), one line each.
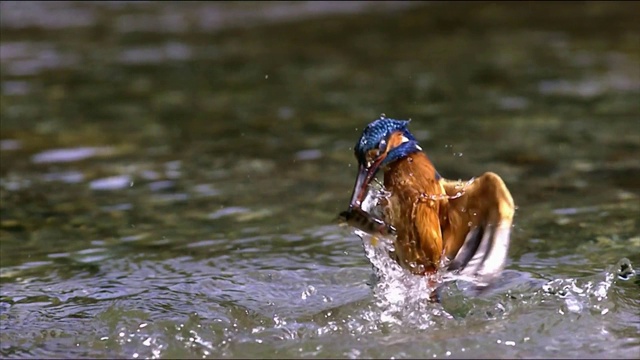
349 182 451 329
539 258 635 316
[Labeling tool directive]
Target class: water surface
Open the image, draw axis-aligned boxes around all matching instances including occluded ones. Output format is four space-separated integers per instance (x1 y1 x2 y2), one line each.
1 2 639 359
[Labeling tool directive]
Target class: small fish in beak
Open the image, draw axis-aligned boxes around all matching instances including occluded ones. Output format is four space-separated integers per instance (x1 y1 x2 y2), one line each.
338 207 396 237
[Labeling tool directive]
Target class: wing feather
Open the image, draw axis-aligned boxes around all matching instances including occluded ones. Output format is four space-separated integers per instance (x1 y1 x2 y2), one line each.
441 172 515 288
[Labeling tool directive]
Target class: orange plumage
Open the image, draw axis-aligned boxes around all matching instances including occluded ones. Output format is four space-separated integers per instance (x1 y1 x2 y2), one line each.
383 151 445 274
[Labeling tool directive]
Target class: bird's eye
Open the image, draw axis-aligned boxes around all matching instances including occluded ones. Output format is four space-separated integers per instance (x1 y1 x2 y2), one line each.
377 139 387 154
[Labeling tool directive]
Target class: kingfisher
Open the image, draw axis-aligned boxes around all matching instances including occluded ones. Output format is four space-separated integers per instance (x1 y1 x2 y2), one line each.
340 117 515 290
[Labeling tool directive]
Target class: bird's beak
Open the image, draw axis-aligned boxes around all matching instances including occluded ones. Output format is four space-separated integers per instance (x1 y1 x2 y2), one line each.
349 157 385 209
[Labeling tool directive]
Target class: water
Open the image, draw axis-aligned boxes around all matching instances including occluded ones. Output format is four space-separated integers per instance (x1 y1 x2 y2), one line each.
1 2 639 358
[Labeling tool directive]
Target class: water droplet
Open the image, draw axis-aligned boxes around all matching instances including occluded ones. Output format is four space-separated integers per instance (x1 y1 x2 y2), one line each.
565 297 582 312
265 74 269 79
301 285 317 300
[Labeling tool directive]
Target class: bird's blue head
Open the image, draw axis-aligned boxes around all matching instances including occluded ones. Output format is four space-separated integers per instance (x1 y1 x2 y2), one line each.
349 117 423 208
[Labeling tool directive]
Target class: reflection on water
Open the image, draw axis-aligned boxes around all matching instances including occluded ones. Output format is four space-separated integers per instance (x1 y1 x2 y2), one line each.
1 1 639 359
31 147 116 164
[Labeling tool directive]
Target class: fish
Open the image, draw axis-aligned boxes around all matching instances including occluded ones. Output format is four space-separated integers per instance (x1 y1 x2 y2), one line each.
338 207 396 237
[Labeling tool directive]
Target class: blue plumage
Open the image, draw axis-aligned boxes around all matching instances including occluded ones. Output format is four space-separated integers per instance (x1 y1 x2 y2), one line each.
354 117 421 168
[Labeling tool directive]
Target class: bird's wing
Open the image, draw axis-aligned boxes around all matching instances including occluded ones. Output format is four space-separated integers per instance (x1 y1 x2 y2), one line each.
440 172 515 291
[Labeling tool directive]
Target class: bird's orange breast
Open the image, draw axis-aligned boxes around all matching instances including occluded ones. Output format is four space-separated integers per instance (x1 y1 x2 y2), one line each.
382 152 446 274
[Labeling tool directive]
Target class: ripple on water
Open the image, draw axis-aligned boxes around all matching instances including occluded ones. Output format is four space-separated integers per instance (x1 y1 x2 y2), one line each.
31 146 115 164
41 170 85 184
207 207 250 220
118 43 192 65
89 175 132 191
0 241 637 359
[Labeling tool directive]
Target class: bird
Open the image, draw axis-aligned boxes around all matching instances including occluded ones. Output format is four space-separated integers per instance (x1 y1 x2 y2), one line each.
340 117 515 291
